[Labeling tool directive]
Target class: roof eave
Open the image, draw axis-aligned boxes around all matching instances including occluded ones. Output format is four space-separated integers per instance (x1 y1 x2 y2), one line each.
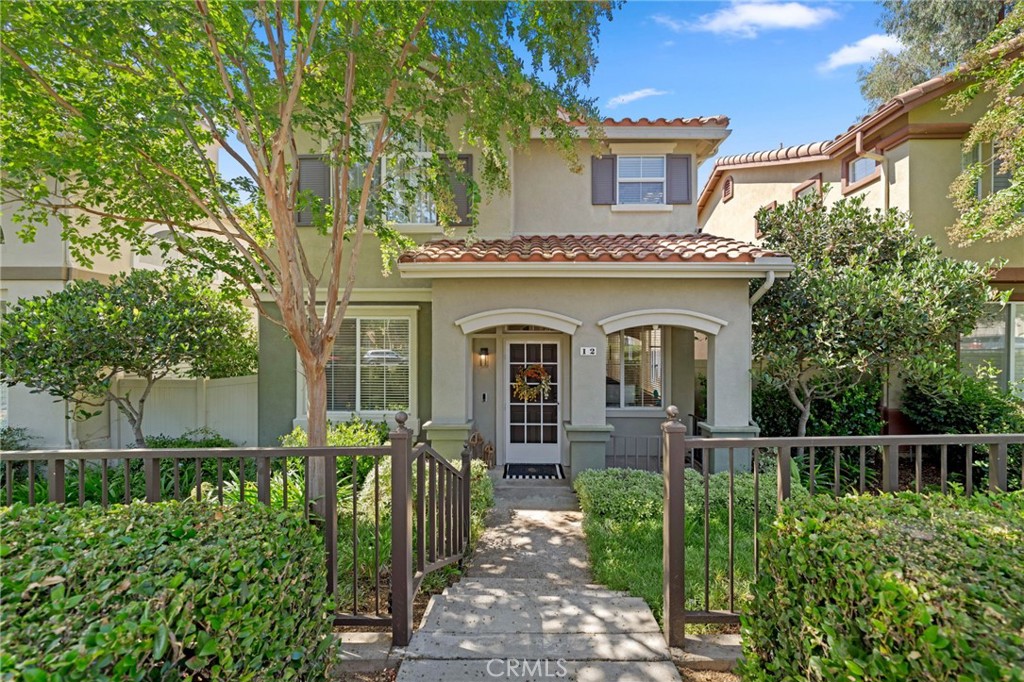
397 258 795 279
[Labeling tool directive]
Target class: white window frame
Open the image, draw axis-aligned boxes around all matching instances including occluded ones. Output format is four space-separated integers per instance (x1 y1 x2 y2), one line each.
847 156 878 184
380 140 438 227
295 305 419 429
616 155 666 206
605 325 668 411
959 301 1023 396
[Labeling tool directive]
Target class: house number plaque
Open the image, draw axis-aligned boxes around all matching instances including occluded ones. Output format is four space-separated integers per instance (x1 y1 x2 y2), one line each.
579 346 597 356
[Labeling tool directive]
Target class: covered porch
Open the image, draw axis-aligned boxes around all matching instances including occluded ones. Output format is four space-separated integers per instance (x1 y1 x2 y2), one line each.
397 234 793 477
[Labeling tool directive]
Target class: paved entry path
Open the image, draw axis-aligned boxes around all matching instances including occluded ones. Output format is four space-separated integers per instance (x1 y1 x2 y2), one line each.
396 476 681 681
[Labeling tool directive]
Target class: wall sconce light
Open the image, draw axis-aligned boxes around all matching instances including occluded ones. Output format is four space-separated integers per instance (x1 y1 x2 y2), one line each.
478 347 490 368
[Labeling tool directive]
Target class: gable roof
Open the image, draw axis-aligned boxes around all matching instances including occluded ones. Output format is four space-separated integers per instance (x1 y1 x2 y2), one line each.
696 71 964 218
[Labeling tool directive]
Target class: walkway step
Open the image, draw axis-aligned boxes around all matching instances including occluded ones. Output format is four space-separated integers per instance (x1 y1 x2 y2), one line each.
446 577 630 597
396 660 681 681
421 593 660 634
405 632 672 661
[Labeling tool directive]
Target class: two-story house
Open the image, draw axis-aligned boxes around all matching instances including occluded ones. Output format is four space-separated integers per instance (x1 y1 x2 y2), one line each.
256 116 794 475
698 72 1024 418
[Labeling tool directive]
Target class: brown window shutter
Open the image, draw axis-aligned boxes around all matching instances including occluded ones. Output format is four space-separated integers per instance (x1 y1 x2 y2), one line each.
439 154 473 227
666 154 692 205
591 154 616 205
296 155 331 226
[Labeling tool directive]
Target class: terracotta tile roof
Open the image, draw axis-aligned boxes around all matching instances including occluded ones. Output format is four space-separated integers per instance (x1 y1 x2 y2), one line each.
594 116 730 128
399 233 783 264
713 140 831 168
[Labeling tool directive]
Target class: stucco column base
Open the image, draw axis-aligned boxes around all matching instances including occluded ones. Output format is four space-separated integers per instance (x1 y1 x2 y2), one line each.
564 424 614 481
697 422 760 473
423 421 474 460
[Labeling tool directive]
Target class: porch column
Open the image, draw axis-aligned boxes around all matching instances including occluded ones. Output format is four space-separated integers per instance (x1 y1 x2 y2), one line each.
424 316 473 459
565 323 613 479
670 329 696 431
701 307 758 471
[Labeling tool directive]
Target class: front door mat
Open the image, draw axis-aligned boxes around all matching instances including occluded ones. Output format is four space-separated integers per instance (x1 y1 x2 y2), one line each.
503 464 565 480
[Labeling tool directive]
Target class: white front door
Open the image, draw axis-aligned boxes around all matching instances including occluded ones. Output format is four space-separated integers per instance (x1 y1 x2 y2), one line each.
505 339 561 464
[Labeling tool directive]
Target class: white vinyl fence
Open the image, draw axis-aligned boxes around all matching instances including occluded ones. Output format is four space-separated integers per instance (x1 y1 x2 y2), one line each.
111 375 258 448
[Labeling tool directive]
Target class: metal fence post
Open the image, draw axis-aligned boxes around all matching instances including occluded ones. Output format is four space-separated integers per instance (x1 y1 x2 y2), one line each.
48 458 66 503
662 405 687 649
324 448 338 607
881 444 899 492
144 458 161 503
989 442 1008 492
390 412 415 647
461 444 472 550
777 448 792 502
257 456 272 505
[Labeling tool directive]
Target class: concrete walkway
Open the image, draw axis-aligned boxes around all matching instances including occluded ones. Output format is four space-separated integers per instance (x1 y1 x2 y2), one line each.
396 476 681 681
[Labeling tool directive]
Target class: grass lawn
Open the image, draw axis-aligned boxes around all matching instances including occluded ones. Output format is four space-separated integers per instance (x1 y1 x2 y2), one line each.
574 467 798 626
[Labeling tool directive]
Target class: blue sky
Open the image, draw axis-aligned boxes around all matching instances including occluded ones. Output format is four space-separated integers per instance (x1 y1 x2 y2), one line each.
587 1 897 185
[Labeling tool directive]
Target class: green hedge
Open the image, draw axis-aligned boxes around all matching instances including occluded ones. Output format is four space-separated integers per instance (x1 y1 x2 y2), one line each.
740 492 1024 681
1 501 334 681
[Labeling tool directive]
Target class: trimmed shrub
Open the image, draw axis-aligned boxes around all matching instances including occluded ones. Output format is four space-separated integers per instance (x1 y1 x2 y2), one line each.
145 427 238 449
741 492 1024 682
1 501 334 681
280 417 390 488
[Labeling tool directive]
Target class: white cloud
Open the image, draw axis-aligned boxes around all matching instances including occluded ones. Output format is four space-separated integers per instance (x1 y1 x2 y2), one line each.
652 14 686 33
607 88 670 109
818 34 905 72
690 2 838 38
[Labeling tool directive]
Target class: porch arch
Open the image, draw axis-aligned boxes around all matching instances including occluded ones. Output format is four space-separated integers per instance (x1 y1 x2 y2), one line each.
454 308 582 335
597 309 729 337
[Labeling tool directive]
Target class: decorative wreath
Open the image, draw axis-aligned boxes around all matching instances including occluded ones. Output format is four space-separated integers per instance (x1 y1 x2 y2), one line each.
512 364 552 402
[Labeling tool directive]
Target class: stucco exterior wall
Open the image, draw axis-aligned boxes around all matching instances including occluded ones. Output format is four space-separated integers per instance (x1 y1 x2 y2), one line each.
513 139 703 235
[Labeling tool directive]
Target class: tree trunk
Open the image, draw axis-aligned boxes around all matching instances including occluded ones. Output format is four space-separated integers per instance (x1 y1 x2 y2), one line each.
301 352 329 515
131 420 146 449
797 404 811 438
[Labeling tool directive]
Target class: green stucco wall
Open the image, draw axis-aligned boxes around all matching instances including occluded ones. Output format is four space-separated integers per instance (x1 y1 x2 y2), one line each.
258 305 297 446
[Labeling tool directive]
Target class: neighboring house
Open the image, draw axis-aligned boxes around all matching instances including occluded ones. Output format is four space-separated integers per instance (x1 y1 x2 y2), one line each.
258 117 794 475
698 73 1024 422
1 146 259 448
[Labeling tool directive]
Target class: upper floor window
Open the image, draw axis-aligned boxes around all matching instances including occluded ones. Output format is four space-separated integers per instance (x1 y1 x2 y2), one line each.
841 155 880 195
617 156 666 205
962 142 1013 200
296 146 471 227
591 153 692 206
848 157 878 184
792 173 822 201
606 325 663 409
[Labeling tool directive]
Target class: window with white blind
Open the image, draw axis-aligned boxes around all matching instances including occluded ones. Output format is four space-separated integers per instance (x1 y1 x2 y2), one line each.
605 326 664 408
617 156 666 205
326 317 412 413
963 142 1013 200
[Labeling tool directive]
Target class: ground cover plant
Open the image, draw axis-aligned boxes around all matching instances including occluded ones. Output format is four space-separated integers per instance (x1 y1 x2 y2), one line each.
573 466 805 625
1 500 333 681
741 492 1024 681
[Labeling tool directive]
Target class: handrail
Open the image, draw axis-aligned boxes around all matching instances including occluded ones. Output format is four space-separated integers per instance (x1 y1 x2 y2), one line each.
688 434 1024 448
0 446 393 462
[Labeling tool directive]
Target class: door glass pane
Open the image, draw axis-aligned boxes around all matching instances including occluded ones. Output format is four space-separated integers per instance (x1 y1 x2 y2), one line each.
527 405 541 423
510 425 525 443
527 425 541 443
510 344 525 363
510 405 525 423
526 344 541 363
542 426 557 444
542 344 557 363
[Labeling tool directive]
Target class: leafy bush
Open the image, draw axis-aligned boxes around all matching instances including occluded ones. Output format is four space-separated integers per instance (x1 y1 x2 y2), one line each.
280 417 390 488
752 374 883 438
903 371 1024 491
145 427 238 449
741 492 1024 682
573 466 803 624
1 500 333 681
0 426 35 451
